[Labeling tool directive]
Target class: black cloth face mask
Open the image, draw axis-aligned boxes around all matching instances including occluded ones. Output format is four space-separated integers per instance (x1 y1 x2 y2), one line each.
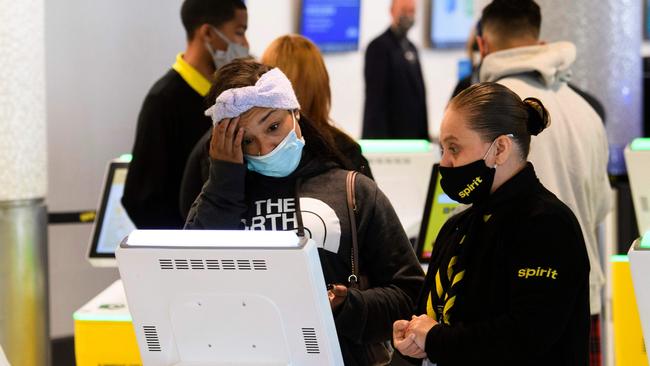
439 137 504 204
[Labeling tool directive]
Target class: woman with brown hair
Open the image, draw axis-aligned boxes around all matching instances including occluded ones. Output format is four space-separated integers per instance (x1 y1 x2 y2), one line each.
261 34 372 179
185 58 423 365
393 82 590 366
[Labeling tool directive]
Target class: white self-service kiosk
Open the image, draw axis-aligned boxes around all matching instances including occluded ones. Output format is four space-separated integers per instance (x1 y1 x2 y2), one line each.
116 230 343 366
625 137 650 364
359 139 439 238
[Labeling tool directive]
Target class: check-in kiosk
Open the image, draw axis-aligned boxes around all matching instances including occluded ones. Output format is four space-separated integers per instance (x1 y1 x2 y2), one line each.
75 156 139 365
116 230 343 366
625 138 650 364
359 139 439 238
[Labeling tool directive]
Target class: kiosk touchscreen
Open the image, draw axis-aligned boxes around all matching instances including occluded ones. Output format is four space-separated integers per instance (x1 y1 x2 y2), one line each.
359 139 439 238
416 164 460 262
116 230 343 366
87 159 136 267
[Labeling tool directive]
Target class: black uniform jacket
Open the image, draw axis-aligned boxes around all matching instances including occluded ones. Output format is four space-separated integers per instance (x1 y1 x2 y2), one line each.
415 163 590 366
362 28 428 140
122 69 212 229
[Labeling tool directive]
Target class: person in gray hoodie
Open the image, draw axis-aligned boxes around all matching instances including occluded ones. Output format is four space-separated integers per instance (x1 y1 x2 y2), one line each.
185 58 424 365
475 1 612 364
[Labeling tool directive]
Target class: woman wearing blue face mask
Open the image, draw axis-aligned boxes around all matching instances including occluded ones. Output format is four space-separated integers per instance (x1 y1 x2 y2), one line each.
185 58 424 366
393 82 591 366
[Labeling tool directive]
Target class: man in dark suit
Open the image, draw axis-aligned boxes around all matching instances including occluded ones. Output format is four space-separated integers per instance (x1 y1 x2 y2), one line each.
362 0 428 140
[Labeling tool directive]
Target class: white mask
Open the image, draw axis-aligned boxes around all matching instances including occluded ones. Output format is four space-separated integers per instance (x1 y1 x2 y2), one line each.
204 27 249 70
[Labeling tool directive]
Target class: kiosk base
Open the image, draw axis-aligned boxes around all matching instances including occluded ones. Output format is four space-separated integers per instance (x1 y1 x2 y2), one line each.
73 280 141 366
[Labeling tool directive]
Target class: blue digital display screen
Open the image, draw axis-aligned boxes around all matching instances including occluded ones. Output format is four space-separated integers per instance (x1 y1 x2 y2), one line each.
457 58 472 80
430 0 475 48
300 0 360 53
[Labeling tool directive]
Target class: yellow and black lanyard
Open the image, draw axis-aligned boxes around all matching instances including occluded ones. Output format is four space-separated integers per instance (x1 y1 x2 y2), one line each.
427 214 492 325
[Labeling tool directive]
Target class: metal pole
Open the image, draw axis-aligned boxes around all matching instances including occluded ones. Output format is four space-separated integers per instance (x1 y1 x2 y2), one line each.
538 0 643 174
536 2 642 366
0 0 49 364
0 199 49 365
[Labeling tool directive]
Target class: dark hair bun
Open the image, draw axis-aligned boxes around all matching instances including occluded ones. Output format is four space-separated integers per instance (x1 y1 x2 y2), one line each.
523 97 550 136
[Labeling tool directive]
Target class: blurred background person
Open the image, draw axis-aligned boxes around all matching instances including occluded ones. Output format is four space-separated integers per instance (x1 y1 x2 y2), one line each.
362 0 428 140
123 0 249 229
450 17 606 123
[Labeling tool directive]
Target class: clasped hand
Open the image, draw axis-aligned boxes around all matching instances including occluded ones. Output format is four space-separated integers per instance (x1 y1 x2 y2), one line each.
393 314 438 359
209 117 245 164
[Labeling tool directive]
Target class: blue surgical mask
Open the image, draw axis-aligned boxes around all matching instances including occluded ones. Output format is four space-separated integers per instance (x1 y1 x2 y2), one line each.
205 27 249 70
245 112 305 177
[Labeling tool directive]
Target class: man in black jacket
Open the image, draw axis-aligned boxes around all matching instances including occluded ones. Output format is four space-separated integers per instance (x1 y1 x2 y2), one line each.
122 0 248 229
362 0 429 140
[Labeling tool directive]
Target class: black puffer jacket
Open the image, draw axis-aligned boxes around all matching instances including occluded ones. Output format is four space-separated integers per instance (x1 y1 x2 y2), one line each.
412 163 590 366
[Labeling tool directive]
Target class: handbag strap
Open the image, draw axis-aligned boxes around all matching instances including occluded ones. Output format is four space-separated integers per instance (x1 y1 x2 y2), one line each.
345 171 360 289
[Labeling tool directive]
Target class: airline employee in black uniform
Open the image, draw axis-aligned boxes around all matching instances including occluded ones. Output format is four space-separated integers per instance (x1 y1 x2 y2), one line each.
362 0 428 140
393 83 590 366
122 0 249 229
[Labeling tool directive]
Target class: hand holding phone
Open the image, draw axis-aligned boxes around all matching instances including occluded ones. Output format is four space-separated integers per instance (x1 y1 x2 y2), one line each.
327 284 348 311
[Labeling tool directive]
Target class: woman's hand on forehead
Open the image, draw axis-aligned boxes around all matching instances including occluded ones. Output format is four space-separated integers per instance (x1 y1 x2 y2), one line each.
209 116 245 164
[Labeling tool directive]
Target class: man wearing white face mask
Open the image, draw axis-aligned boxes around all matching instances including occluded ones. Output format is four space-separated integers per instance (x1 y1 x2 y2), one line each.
123 0 249 229
362 0 429 140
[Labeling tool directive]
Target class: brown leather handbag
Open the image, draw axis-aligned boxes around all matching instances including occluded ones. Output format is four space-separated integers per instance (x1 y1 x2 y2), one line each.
345 171 393 366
